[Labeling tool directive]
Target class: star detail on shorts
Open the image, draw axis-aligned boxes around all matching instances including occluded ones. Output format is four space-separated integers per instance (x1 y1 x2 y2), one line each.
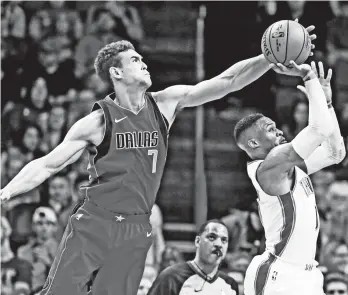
115 215 125 222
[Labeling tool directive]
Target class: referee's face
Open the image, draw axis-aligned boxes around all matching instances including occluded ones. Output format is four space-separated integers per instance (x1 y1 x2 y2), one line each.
197 223 228 265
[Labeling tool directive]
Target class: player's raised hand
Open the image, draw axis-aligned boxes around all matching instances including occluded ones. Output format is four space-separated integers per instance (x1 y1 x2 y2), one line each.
294 18 316 56
297 61 332 104
271 60 312 77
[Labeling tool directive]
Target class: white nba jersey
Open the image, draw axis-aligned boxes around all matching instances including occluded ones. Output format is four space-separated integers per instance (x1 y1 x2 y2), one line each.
247 160 319 265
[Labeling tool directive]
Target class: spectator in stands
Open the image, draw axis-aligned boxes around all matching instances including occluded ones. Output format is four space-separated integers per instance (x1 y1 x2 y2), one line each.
324 272 348 295
1 1 26 39
28 0 83 44
2 77 50 144
221 208 248 253
1 153 26 187
159 245 185 273
74 7 124 79
146 204 166 270
40 106 68 153
12 124 45 163
86 1 144 44
321 240 348 275
324 181 348 244
327 1 348 108
281 98 309 141
47 174 74 241
1 216 32 295
17 207 59 294
148 220 239 294
21 36 78 103
1 154 42 251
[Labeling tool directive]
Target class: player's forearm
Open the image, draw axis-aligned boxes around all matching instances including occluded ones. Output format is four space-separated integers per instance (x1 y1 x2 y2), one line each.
291 75 334 159
305 75 333 137
323 106 346 162
2 158 52 198
217 54 270 92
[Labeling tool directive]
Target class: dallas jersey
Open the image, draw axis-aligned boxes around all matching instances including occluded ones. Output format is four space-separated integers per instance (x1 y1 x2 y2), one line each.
247 160 320 265
147 262 239 295
83 92 168 214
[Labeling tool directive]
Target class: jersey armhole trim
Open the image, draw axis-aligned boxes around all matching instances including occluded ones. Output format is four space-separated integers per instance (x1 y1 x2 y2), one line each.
91 101 112 163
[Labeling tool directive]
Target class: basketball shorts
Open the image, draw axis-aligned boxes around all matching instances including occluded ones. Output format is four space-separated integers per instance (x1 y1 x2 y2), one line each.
40 201 153 295
244 252 325 295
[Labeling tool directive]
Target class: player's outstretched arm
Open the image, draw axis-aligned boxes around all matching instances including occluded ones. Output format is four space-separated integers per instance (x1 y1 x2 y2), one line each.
296 62 346 174
259 61 334 177
153 54 270 125
0 110 104 202
153 24 316 126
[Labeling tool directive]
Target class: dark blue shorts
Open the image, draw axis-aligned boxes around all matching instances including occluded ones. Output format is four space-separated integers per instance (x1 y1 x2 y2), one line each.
40 201 152 295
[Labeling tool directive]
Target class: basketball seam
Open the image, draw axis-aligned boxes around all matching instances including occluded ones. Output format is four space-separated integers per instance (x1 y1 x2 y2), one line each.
293 26 307 64
268 23 280 64
283 20 290 64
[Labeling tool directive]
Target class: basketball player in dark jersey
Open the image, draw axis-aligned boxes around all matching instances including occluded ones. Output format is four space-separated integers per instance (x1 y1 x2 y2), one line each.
1 28 316 295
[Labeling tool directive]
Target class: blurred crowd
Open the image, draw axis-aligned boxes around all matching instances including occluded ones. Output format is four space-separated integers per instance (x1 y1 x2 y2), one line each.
1 1 348 295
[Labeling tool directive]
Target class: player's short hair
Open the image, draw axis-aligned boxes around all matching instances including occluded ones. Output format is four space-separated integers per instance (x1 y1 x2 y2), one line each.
94 40 135 83
196 219 227 236
234 113 264 143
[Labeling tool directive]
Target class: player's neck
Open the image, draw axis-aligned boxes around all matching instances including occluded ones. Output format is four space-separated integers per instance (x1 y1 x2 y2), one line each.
113 85 146 114
192 257 219 277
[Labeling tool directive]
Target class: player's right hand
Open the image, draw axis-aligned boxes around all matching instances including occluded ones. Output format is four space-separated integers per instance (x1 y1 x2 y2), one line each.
271 61 312 78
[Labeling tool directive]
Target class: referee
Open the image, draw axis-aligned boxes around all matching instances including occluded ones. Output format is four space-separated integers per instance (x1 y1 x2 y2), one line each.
147 219 239 295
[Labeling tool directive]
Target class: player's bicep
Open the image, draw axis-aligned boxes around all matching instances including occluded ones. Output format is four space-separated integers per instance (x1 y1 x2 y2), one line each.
42 112 103 173
43 139 87 174
260 143 304 174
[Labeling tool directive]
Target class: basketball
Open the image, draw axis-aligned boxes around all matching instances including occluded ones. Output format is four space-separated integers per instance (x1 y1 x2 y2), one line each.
261 20 311 66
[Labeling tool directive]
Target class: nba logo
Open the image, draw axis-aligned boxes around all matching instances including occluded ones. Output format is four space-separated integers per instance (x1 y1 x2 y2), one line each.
272 271 278 281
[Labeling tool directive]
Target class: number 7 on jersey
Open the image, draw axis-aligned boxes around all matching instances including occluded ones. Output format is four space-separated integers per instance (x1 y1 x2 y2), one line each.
148 149 158 173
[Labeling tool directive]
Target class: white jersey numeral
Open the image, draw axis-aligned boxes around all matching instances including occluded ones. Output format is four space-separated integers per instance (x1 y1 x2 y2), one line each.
148 149 158 173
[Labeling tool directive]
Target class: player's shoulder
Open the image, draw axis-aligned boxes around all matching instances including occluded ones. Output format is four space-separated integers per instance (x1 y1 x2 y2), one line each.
69 109 105 137
217 271 239 292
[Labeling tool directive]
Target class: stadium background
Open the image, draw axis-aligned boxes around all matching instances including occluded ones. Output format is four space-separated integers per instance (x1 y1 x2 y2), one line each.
1 1 348 295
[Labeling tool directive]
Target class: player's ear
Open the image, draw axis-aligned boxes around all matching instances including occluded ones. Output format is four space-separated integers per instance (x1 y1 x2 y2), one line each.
248 138 259 149
109 67 122 80
195 236 200 247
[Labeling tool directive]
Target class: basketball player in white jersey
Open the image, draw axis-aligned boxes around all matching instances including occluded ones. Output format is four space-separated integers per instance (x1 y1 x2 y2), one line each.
233 60 346 295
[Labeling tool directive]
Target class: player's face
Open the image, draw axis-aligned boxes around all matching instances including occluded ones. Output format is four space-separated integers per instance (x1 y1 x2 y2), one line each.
114 49 152 88
326 281 348 295
255 117 286 152
196 223 228 265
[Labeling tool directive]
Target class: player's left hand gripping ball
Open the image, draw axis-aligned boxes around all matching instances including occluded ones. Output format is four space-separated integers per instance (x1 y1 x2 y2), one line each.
295 19 317 56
